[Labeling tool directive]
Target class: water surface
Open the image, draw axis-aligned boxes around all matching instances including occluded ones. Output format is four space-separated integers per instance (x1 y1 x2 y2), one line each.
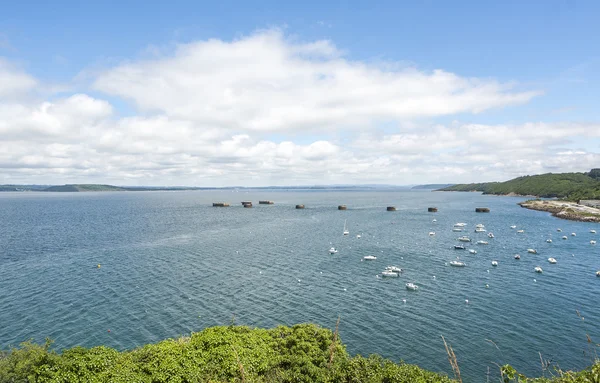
1 190 599 382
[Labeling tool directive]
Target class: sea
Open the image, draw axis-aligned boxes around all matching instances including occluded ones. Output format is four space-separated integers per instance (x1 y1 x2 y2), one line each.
0 190 599 382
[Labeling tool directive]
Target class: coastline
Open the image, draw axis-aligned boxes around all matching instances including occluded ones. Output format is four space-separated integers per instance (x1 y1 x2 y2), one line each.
518 200 600 223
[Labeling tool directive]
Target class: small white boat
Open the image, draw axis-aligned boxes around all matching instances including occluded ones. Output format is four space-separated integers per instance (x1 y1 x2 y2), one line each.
488 233 495 238
385 266 403 273
476 240 489 245
449 260 466 267
514 254 521 260
596 271 600 277
571 232 576 236
454 223 467 227
469 249 477 254
429 232 435 236
458 236 471 242
591 240 597 245
591 229 596 234
557 228 562 232
432 219 437 222
363 255 377 261
562 236 568 240
328 247 338 254
517 229 524 233
381 270 399 277
491 260 498 266
356 234 361 239
405 282 419 291
343 220 349 236
475 224 485 228
452 228 464 232
510 225 517 229
527 249 537 254
548 257 557 264
454 245 465 250
546 239 552 243
535 266 543 273
475 228 487 233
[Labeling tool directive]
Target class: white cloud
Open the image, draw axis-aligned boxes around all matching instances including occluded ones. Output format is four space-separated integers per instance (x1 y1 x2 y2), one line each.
92 30 540 133
0 58 37 99
0 32 599 186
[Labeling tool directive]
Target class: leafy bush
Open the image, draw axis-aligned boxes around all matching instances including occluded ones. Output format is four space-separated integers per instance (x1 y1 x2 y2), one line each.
0 324 454 383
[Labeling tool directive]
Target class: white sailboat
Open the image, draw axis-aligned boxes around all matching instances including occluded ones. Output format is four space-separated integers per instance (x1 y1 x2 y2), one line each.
343 220 349 236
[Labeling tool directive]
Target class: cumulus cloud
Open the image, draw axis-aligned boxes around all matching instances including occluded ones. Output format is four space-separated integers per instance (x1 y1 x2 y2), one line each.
0 59 37 99
92 30 539 132
0 31 598 186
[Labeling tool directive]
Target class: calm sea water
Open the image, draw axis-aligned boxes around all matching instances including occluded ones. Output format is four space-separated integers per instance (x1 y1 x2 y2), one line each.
1 190 599 382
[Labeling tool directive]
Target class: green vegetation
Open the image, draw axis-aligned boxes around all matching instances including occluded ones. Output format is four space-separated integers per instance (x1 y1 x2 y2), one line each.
1 324 598 383
439 170 600 201
0 324 454 383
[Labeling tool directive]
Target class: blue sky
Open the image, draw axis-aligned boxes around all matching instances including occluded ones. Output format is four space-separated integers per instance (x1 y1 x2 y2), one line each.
0 1 599 185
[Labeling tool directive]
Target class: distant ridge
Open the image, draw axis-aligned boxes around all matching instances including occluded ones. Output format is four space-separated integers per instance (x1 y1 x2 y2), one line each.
0 183 412 192
438 169 600 201
43 184 126 192
411 184 454 190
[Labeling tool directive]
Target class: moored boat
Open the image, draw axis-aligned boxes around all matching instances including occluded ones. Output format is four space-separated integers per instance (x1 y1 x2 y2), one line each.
535 266 543 273
405 282 419 290
382 270 399 277
385 266 403 273
449 260 466 267
363 255 377 261
548 257 557 264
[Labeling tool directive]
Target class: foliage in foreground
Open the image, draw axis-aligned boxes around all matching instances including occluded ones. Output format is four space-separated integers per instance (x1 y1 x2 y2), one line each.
1 324 599 383
0 324 454 383
439 170 600 201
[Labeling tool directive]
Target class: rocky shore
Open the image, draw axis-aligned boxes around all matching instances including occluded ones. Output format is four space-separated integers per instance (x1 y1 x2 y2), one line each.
518 200 600 223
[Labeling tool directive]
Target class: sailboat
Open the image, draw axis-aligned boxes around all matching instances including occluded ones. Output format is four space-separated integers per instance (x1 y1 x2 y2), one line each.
343 220 349 235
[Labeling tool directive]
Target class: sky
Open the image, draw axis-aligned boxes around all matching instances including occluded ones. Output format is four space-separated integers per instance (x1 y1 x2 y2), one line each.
1 0 599 186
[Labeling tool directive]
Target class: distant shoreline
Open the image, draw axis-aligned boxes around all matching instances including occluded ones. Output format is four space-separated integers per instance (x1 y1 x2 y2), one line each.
518 200 600 223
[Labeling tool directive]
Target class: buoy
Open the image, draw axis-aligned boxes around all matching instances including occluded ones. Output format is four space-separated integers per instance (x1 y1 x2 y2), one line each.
107 329 111 333
485 284 489 288
97 264 101 268
465 299 469 304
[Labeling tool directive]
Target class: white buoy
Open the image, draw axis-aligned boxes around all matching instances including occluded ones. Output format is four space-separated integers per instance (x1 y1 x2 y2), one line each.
402 299 407 304
465 299 469 304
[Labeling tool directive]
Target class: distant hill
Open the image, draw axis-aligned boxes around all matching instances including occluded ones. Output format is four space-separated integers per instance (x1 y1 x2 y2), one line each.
1 184 413 192
438 170 600 201
43 184 127 192
411 184 454 190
